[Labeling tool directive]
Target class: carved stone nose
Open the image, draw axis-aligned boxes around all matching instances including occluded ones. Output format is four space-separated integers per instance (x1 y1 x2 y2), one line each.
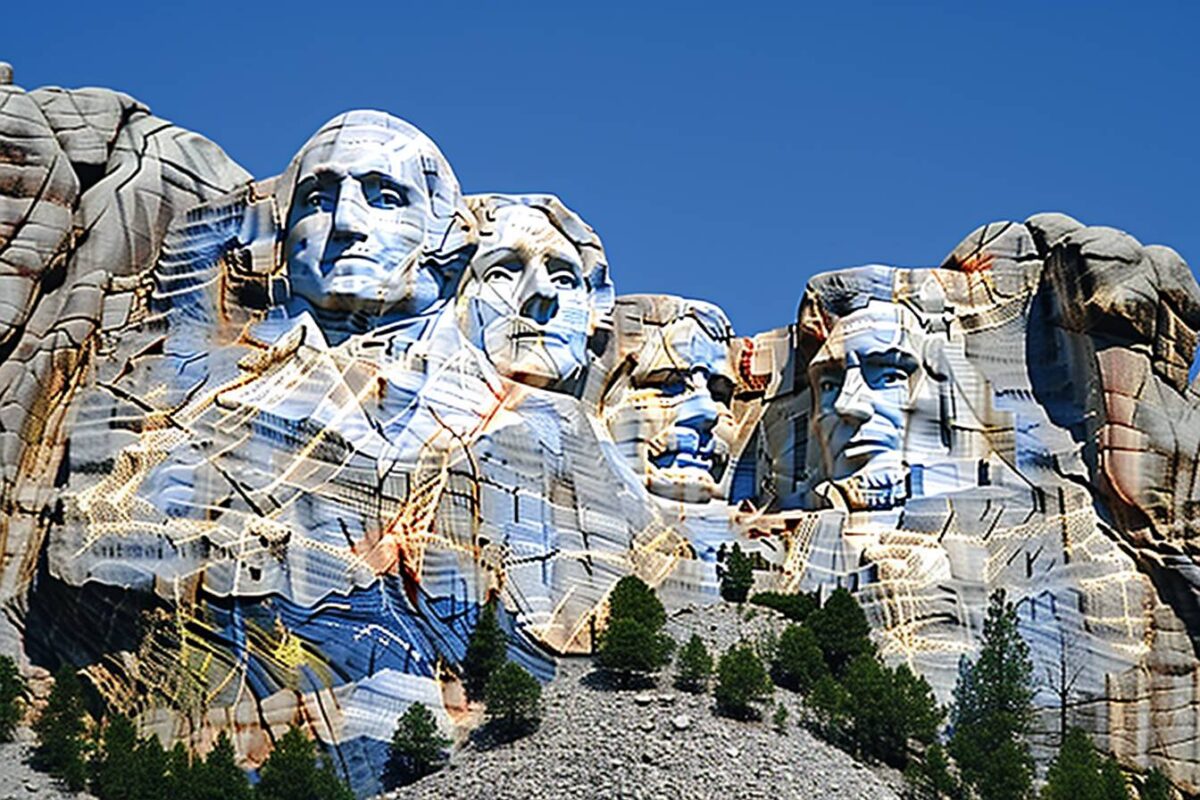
520 293 559 324
676 387 719 435
833 370 873 423
332 181 370 241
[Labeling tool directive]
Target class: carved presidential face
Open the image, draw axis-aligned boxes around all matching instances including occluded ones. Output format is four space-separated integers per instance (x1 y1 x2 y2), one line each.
282 114 465 318
460 206 590 389
807 300 924 508
604 302 736 503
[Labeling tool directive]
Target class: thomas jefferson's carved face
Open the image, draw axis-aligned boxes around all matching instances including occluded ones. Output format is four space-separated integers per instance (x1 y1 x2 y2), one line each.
459 206 592 390
284 124 443 316
604 305 736 503
808 301 923 508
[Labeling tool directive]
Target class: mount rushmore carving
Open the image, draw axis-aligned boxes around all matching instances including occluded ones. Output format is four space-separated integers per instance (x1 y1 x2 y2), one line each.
1 70 1198 796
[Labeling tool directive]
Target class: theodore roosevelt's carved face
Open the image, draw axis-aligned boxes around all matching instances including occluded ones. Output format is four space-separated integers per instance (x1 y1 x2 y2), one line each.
807 300 923 509
459 204 593 390
282 113 464 318
604 301 736 503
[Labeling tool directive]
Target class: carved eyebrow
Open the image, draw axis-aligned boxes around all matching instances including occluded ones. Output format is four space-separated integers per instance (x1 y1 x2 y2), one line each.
545 255 581 274
298 166 345 183
350 169 404 187
478 247 524 264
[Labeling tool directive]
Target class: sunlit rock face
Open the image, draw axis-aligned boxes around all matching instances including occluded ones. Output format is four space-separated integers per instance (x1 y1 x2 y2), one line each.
2 73 1200 797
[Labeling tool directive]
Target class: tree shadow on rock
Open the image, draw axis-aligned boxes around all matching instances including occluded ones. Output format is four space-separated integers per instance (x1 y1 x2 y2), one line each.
579 668 657 692
468 719 538 752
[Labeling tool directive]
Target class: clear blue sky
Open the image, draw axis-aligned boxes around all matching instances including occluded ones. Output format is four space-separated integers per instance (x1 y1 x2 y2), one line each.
5 1 1198 341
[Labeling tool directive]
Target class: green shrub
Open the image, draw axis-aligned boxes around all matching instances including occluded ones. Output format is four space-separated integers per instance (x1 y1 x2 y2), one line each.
388 703 450 785
484 662 542 739
719 543 755 604
462 601 508 702
32 666 89 791
714 643 773 719
0 655 24 743
674 634 713 693
255 725 353 800
772 703 789 734
771 623 827 693
750 591 819 623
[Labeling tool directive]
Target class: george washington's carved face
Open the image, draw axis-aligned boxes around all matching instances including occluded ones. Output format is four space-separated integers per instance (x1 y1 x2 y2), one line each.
280 113 467 320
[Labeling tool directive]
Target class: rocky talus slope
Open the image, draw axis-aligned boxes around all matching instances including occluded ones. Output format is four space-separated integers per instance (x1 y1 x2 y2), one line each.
381 603 905 800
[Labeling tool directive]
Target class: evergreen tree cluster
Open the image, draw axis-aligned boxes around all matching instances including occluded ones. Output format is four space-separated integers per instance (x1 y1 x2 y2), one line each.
30 666 352 800
460 598 543 744
753 587 941 770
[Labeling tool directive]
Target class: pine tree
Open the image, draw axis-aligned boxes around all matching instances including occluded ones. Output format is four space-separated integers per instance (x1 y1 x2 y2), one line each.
387 703 450 786
949 589 1034 800
462 601 508 702
904 743 959 800
596 617 674 680
597 576 674 682
255 725 353 800
808 588 874 677
165 742 194 800
1098 755 1128 800
807 674 852 745
0 655 24 743
674 634 713 693
129 733 169 800
771 623 827 693
31 666 89 791
1042 727 1102 800
92 714 141 799
484 661 542 740
607 575 667 630
194 732 252 800
719 542 755 604
841 656 942 768
1139 768 1172 800
713 643 773 719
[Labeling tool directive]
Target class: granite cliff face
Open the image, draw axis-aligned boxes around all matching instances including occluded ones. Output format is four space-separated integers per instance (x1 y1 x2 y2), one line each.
1 66 1198 796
